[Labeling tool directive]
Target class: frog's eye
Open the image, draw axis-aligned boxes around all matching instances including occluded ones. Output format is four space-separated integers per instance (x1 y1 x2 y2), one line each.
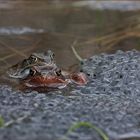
33 57 38 62
30 55 38 63
29 68 36 76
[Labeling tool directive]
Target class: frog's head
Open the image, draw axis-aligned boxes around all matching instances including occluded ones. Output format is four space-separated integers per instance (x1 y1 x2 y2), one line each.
7 50 56 79
7 62 31 79
30 50 55 66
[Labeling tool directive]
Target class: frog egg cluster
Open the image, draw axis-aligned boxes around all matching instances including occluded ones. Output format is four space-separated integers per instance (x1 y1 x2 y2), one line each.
81 50 140 95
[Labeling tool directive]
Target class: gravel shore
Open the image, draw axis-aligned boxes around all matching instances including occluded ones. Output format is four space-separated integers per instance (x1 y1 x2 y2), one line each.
0 50 140 140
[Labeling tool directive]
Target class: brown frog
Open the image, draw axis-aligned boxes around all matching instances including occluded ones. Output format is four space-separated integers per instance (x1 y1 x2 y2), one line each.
7 50 88 92
7 50 57 79
21 67 87 91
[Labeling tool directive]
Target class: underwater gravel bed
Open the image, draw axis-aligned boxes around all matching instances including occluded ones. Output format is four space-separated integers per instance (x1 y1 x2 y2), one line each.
0 50 140 140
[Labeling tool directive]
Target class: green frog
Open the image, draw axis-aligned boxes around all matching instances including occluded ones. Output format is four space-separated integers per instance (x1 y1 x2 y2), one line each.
7 50 57 79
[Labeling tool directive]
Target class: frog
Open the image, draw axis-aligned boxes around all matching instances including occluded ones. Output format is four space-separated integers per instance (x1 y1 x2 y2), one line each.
7 50 88 92
21 66 87 92
7 50 57 79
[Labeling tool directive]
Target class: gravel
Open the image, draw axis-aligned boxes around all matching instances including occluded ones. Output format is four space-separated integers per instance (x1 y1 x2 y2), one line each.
0 50 140 140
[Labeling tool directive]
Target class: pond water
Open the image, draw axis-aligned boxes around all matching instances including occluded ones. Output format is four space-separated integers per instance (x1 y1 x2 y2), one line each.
0 0 140 85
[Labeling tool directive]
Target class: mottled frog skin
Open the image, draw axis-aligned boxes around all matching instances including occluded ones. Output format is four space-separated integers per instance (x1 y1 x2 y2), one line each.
7 50 57 79
7 50 88 92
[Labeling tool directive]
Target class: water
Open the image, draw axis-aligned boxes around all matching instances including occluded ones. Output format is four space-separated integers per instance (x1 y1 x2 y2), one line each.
74 1 140 11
